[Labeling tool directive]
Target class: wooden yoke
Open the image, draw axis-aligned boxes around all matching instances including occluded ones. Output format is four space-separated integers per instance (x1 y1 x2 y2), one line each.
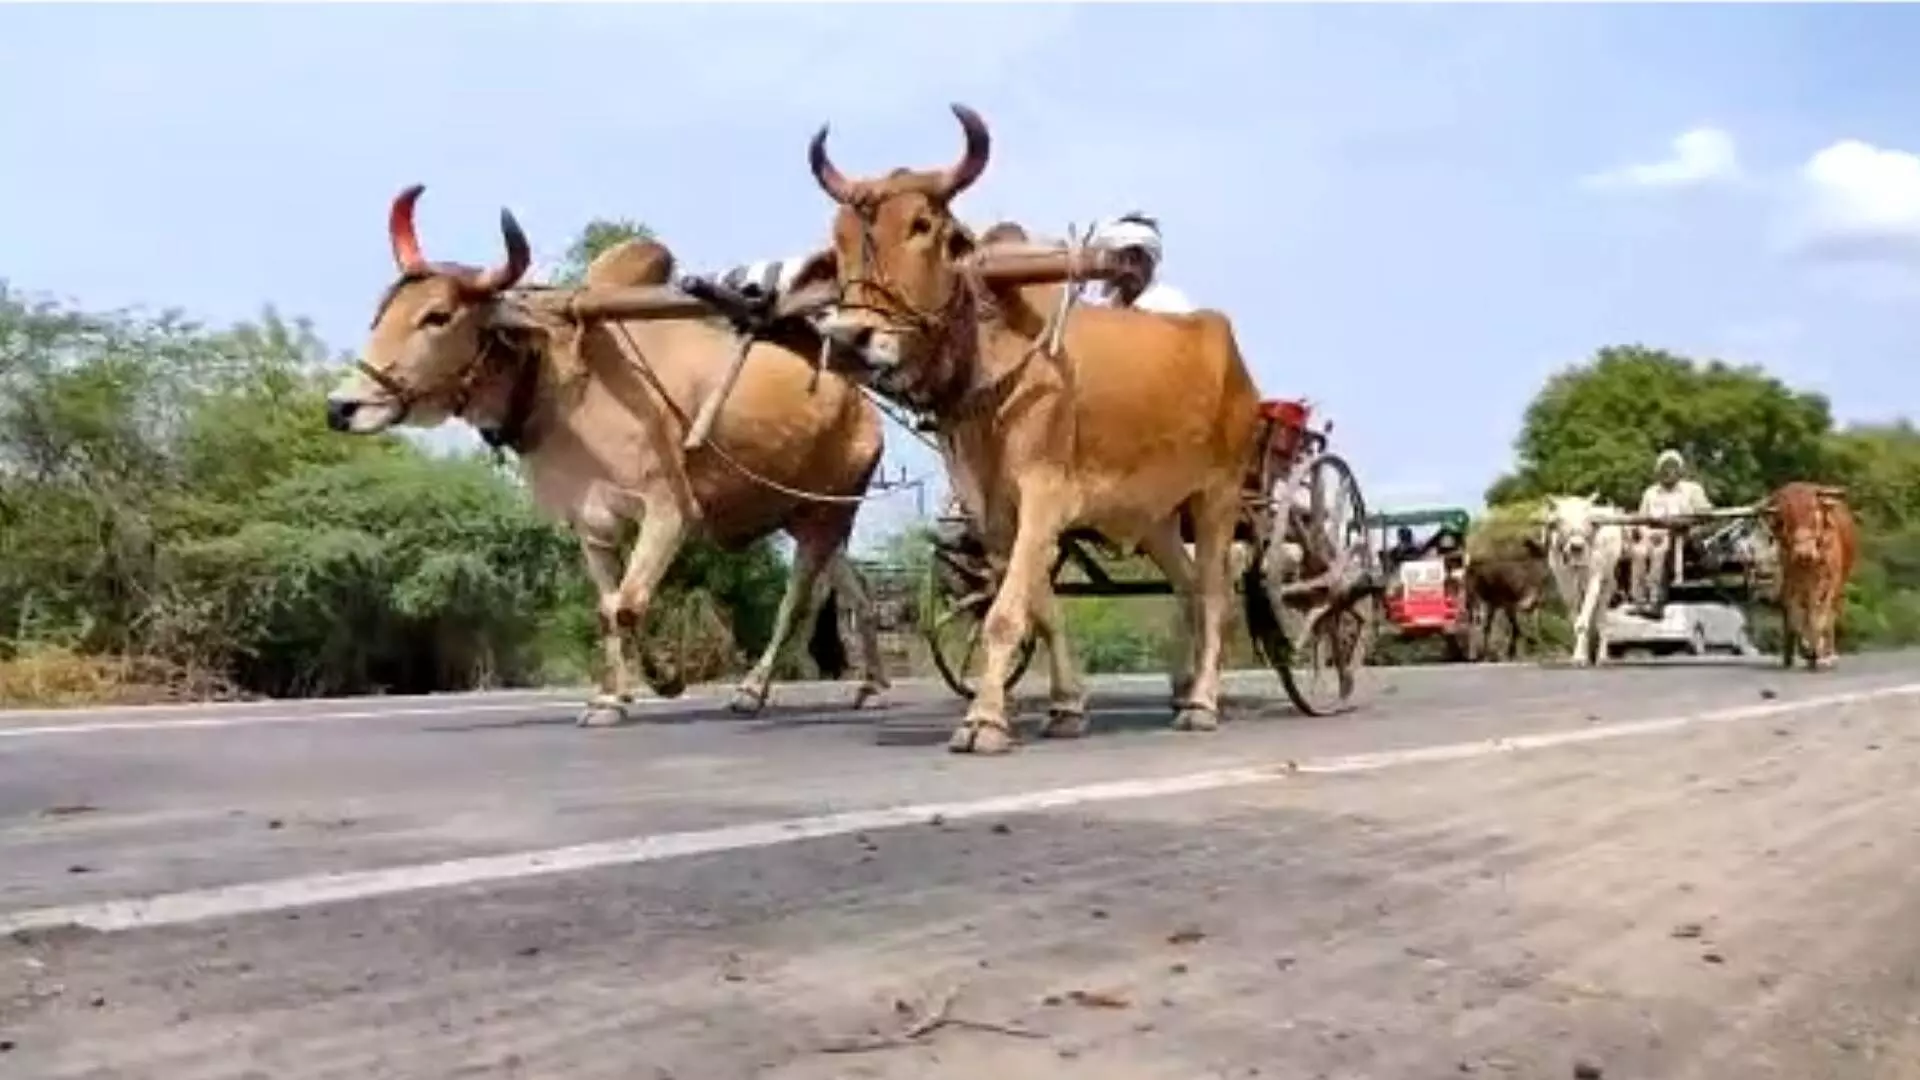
962 242 1132 289
505 240 1131 452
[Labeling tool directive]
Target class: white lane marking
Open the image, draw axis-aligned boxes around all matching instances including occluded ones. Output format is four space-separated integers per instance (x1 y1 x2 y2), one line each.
2 681 1912 937
0 688 572 721
0 698 685 740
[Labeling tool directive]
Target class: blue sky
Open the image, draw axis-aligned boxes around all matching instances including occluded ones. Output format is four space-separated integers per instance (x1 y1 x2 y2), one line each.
5 3 1920 552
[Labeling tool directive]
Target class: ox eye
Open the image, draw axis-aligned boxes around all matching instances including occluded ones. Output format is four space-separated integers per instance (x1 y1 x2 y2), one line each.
909 216 934 238
418 310 453 330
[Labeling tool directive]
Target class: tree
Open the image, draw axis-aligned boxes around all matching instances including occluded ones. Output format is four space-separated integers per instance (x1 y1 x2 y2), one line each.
1486 345 1835 508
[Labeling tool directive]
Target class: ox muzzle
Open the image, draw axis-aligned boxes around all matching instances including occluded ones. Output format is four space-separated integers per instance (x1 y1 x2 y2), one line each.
815 310 905 378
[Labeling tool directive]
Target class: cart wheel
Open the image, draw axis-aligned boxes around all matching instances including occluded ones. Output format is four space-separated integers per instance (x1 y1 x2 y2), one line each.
920 551 1038 702
1244 450 1379 716
1277 596 1379 716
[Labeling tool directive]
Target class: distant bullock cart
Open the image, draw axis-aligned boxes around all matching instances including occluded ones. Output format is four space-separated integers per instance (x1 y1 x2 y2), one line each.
792 103 1383 753
1548 485 1851 667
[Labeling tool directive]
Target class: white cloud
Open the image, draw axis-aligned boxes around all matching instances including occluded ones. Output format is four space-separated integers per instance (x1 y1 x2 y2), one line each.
1784 138 1920 264
1582 127 1743 192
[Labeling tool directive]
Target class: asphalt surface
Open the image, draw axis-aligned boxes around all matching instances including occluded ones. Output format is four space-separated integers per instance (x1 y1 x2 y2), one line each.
3 653 1919 1079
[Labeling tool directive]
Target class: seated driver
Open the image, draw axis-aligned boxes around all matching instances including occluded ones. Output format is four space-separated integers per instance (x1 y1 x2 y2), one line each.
1088 213 1197 314
1386 526 1423 568
1632 448 1713 609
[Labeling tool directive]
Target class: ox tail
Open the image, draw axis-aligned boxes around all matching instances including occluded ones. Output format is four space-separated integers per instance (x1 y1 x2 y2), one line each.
806 578 851 681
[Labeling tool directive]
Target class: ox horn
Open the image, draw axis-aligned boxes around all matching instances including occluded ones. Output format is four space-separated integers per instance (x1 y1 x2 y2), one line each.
388 183 430 274
468 207 532 294
939 103 991 199
808 124 855 205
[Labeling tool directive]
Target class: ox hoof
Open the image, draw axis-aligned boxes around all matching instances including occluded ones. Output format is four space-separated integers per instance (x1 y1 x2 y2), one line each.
849 683 890 711
727 687 768 716
948 720 1016 756
1039 708 1089 739
1812 655 1838 672
1171 706 1220 733
577 703 633 728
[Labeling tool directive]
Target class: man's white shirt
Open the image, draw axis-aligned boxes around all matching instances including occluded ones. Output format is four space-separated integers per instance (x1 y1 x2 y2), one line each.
1089 281 1196 314
1128 282 1197 314
1639 479 1712 519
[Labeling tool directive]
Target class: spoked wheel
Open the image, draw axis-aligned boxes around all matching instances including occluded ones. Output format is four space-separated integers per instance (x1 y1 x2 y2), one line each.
920 547 1039 701
1245 451 1381 717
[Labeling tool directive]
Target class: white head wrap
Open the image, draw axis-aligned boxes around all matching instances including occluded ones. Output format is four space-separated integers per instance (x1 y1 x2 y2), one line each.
1656 448 1684 471
1091 213 1163 271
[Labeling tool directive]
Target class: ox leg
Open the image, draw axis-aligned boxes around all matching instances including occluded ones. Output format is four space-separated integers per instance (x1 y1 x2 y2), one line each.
579 536 638 726
1137 522 1200 714
1812 581 1839 670
1779 588 1804 670
1030 585 1090 739
954 510 1065 756
1171 494 1237 733
1569 575 1604 668
828 555 893 708
729 533 836 716
580 502 689 727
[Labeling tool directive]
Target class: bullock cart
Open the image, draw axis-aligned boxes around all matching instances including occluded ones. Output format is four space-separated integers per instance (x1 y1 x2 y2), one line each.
921 396 1383 717
1587 504 1777 659
499 241 1378 716
1589 504 1778 608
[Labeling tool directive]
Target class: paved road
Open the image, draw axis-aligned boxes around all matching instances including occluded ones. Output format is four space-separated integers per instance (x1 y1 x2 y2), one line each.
3 654 1919 1079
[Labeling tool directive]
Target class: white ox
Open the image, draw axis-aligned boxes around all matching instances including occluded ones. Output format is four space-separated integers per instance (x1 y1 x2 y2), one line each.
1538 494 1629 666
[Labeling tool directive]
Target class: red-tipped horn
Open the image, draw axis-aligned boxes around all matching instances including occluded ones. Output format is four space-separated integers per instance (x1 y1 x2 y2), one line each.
469 207 532 293
939 103 991 199
388 184 429 274
808 124 854 205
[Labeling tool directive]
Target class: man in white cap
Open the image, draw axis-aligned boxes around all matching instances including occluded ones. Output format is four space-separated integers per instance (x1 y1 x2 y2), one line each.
1088 212 1196 314
1631 448 1713 610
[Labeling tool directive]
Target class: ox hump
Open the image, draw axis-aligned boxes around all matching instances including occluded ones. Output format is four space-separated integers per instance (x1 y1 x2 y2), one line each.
585 240 677 289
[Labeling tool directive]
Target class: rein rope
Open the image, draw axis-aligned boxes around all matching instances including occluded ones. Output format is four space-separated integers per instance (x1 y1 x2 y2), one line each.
598 319 918 507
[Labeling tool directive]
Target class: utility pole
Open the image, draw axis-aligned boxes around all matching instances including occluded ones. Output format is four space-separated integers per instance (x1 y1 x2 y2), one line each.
870 462 928 521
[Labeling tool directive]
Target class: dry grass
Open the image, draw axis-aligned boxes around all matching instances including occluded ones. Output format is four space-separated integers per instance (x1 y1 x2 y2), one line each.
0 645 251 709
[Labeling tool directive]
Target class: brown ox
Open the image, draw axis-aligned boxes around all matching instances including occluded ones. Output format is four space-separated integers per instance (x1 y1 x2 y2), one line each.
793 104 1264 755
325 186 890 723
1763 481 1858 670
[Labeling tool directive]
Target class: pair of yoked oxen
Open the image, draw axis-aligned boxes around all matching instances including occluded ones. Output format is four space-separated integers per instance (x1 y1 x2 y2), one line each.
325 104 1269 758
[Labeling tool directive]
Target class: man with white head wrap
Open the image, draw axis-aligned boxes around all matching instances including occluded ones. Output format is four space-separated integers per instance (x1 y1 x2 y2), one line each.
1088 212 1196 314
1630 448 1713 610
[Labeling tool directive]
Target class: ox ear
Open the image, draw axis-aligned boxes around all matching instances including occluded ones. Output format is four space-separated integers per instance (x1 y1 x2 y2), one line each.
788 248 839 293
1586 491 1602 505
483 294 555 336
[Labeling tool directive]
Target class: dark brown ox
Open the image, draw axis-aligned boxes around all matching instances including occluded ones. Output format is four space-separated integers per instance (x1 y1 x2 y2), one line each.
325 186 890 723
793 104 1264 755
1461 536 1549 661
1762 481 1858 670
